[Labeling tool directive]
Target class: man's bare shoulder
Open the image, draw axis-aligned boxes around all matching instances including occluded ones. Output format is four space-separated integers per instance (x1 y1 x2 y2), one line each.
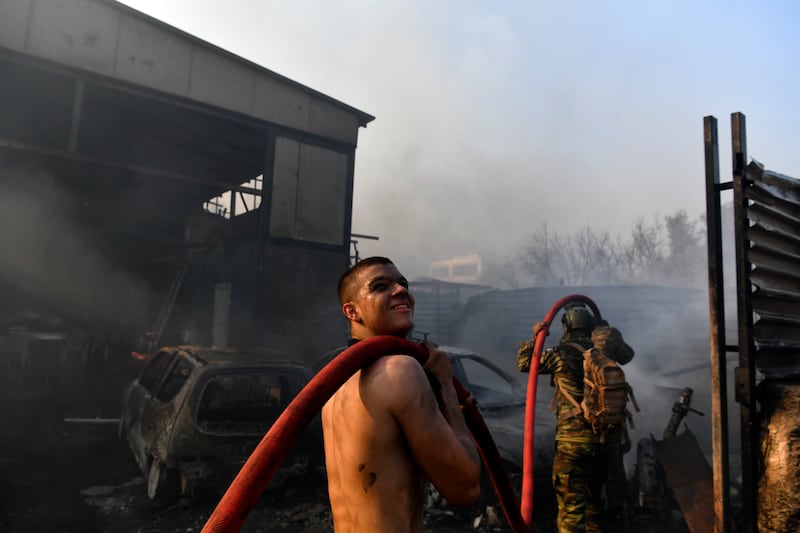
364 354 427 383
360 354 432 408
375 352 424 370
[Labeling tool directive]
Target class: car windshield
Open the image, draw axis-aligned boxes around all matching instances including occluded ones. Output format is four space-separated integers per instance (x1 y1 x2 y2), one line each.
197 371 306 432
458 357 517 402
447 352 526 408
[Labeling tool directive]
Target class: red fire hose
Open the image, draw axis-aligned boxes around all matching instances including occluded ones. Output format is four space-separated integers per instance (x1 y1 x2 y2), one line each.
202 294 600 533
201 335 527 533
520 294 601 529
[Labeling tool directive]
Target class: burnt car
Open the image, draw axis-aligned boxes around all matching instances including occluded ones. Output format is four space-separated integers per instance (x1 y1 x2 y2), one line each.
119 345 322 504
442 345 558 518
444 346 555 469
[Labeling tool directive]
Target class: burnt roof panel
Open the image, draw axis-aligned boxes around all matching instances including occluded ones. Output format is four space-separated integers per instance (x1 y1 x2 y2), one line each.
0 0 374 144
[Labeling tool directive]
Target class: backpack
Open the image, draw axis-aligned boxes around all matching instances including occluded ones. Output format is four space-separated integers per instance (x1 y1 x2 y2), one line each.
557 342 640 442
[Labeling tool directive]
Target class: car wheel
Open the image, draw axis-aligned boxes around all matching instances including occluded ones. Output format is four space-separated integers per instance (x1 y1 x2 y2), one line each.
147 458 181 505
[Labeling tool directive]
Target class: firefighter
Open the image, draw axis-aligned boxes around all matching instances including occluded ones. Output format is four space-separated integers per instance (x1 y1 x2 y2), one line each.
517 305 606 533
517 305 634 531
591 325 635 532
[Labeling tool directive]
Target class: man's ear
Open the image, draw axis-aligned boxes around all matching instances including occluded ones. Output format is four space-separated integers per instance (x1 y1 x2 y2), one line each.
342 302 361 322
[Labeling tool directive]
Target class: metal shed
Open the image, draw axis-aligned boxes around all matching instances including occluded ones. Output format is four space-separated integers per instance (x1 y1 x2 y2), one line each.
0 0 374 362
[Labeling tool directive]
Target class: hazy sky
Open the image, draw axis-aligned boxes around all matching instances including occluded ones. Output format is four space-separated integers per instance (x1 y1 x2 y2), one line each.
120 0 800 279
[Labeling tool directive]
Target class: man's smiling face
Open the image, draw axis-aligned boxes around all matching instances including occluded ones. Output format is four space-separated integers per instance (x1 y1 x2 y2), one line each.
343 263 415 338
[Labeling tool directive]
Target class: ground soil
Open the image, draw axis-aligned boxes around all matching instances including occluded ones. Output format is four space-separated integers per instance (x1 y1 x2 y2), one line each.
0 405 530 532
0 360 556 533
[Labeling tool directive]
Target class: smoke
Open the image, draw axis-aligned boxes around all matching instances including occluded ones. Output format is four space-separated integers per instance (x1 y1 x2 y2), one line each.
440 281 738 481
0 169 153 331
114 1 800 282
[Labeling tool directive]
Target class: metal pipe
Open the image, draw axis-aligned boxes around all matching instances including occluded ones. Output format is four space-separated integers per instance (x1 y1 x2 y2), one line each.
703 115 731 533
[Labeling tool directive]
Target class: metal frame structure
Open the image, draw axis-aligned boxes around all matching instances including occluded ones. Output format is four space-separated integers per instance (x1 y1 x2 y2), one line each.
705 112 756 533
703 115 732 533
730 114 758 532
0 0 375 359
704 112 800 533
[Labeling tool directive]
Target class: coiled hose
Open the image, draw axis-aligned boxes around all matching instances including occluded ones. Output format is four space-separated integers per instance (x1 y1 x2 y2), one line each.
520 294 601 529
201 335 527 533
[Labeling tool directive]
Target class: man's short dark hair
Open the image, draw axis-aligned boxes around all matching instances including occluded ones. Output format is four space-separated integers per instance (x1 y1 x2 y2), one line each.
338 256 395 305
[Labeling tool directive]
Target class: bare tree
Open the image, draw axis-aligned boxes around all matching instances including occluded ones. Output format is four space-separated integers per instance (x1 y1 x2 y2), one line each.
509 210 705 288
620 216 664 283
573 227 621 284
518 224 624 286
662 210 705 287
518 223 564 285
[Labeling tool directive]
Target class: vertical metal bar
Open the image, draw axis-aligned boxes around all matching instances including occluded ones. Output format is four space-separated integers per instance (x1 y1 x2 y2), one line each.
343 148 357 271
435 282 441 342
68 80 84 152
731 111 757 530
704 115 730 533
259 131 276 256
250 133 276 346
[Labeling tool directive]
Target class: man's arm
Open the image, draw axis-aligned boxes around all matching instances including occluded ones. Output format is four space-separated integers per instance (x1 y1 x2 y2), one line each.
422 343 481 480
378 351 481 506
517 320 550 373
517 339 535 373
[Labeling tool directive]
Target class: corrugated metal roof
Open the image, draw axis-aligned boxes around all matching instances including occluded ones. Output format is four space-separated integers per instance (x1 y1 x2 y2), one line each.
448 285 712 375
0 0 374 143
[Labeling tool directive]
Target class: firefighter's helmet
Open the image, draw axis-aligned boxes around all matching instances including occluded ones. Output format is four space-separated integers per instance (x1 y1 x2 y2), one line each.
561 306 596 332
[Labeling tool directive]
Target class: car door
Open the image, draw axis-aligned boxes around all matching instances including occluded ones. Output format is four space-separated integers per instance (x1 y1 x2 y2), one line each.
124 350 175 472
141 354 194 464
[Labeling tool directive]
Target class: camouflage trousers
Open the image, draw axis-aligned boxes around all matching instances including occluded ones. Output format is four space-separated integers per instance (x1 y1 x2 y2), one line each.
552 439 608 533
605 442 627 511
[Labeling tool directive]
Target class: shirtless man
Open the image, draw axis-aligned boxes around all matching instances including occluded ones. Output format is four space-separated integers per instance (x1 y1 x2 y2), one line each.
321 256 481 532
